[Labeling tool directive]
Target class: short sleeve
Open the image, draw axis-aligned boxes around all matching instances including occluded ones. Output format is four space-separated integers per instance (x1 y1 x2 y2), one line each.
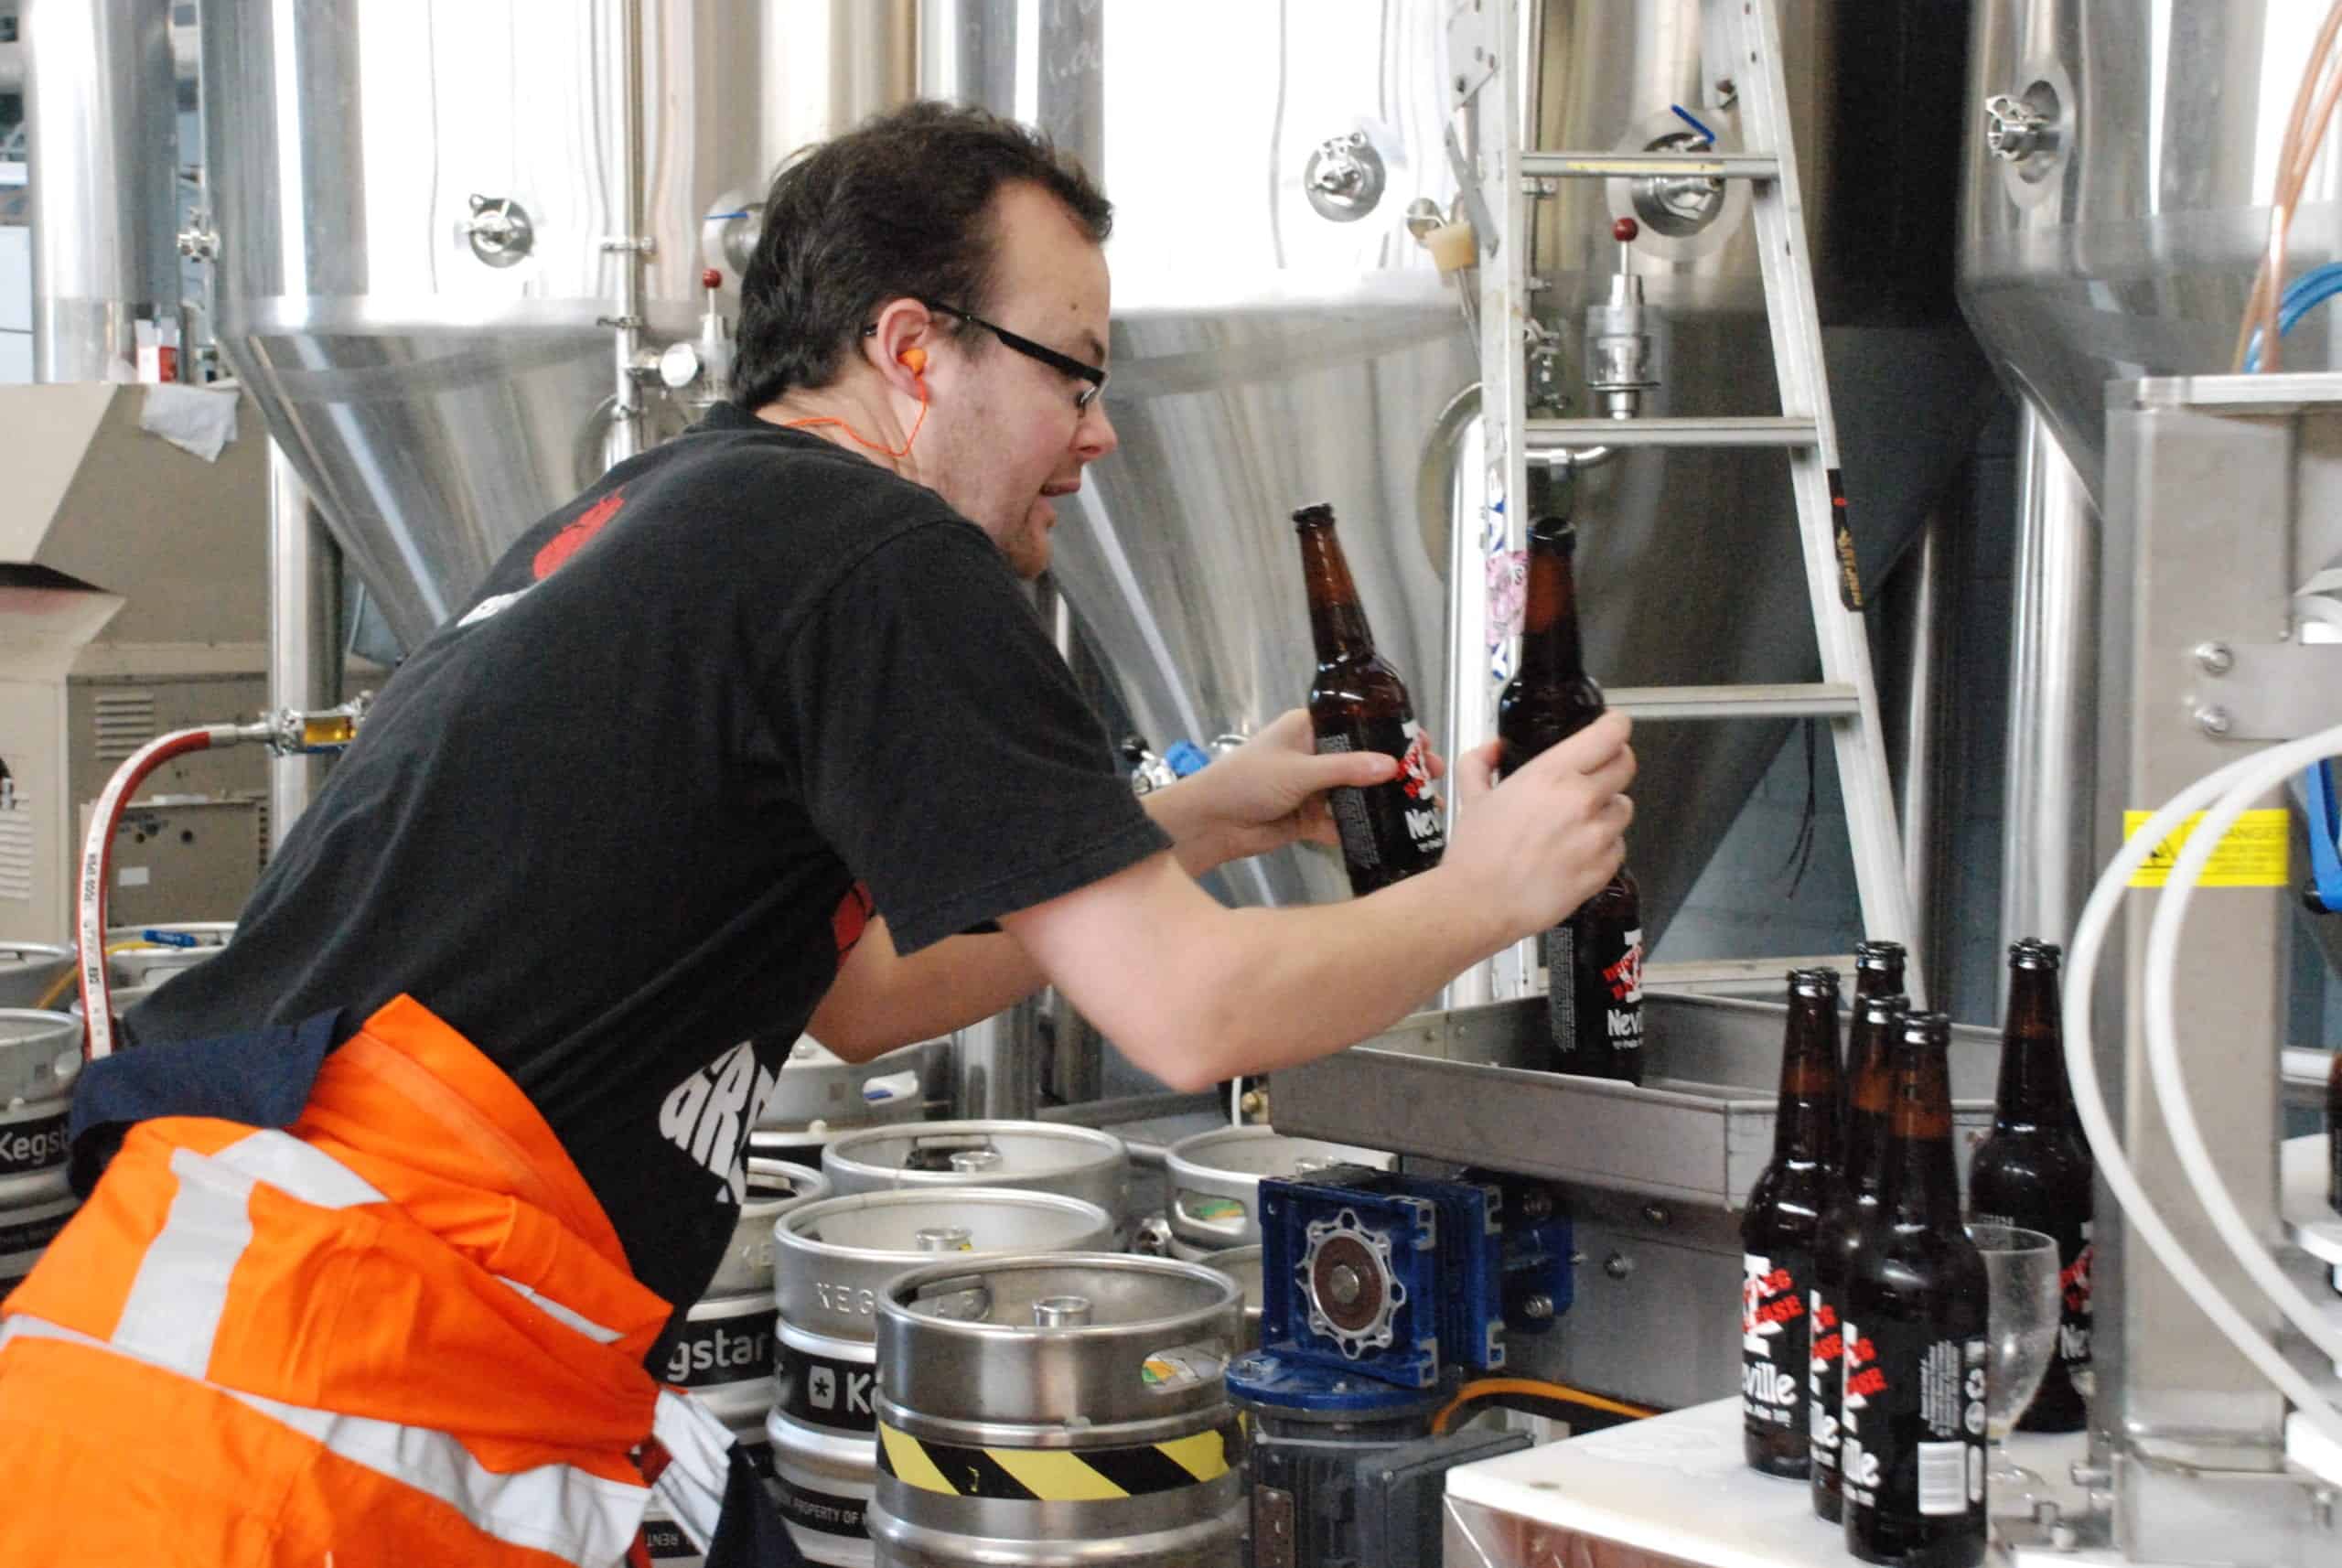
778 521 1171 953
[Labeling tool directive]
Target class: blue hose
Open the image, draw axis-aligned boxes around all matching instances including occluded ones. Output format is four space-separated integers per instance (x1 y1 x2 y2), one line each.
2253 262 2342 909
2242 259 2342 371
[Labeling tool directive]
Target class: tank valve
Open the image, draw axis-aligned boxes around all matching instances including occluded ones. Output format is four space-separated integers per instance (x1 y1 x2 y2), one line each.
461 194 536 268
1585 220 1660 420
1985 91 2059 164
657 268 736 410
1305 131 1387 223
1033 1295 1093 1327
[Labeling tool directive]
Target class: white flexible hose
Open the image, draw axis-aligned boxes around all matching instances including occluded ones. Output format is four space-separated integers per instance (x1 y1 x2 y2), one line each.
2145 725 2342 1371
76 726 235 1061
2064 740 2342 1450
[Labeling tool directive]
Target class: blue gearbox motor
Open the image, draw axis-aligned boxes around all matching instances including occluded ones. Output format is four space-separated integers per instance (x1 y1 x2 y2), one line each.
1253 1165 1574 1390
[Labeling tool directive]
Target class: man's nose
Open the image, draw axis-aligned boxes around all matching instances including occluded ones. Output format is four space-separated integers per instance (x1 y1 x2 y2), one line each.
1076 401 1119 462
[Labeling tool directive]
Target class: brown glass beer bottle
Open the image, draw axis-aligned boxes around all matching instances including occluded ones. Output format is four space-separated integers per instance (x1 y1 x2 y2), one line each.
1742 968 1846 1478
1496 513 1644 1081
1842 1012 1989 1567
2327 1047 2341 1215
1968 940 2092 1433
1811 989 1907 1521
1842 942 1907 1141
1294 503 1445 895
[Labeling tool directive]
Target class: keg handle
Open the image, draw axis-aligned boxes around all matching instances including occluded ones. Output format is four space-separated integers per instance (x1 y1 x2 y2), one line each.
1138 1337 1232 1395
1172 1189 1250 1236
907 1274 994 1322
900 1134 994 1174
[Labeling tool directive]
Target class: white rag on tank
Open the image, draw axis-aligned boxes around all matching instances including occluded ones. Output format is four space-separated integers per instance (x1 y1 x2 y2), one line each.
138 383 240 463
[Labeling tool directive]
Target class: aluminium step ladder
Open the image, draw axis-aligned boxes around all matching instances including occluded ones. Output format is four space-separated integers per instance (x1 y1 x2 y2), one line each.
1446 0 1924 1004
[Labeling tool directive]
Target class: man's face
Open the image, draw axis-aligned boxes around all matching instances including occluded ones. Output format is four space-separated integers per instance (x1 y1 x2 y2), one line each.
923 181 1119 579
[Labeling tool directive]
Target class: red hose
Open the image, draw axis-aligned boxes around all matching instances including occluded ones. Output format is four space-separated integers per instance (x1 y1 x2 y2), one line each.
77 728 225 1060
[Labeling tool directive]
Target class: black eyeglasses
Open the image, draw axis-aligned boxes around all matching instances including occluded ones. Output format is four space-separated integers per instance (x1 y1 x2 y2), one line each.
877 301 1108 412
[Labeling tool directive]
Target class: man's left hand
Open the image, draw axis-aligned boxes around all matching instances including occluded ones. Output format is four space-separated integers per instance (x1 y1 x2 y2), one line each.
1160 708 1445 872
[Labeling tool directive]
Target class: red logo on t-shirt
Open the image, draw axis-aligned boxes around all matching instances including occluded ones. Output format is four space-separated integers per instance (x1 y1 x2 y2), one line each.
833 881 874 958
532 489 626 579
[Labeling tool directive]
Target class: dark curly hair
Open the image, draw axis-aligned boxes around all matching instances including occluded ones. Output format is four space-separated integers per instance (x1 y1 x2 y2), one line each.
731 101 1112 411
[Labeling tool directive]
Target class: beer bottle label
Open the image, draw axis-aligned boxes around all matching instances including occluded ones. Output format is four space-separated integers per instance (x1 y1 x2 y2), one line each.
1808 1283 1844 1477
1608 926 1645 1060
1316 719 1445 879
1741 1252 1807 1434
1547 918 1641 1069
2060 1220 2095 1398
1547 925 1580 1062
1841 1320 1986 1523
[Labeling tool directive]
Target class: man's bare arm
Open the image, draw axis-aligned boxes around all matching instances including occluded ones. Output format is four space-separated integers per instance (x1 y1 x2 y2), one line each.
806 711 1402 1058
806 918 1043 1059
1003 717 1634 1090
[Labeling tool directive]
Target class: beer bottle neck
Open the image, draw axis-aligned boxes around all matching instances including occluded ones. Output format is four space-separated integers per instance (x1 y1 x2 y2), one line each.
1881 1038 1963 1229
1994 966 2075 1133
1841 1017 1897 1195
1773 990 1844 1166
1296 521 1377 664
1517 522 1586 683
1853 962 1905 1003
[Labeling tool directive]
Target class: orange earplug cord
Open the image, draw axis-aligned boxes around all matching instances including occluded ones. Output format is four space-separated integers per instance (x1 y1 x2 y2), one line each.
779 349 929 458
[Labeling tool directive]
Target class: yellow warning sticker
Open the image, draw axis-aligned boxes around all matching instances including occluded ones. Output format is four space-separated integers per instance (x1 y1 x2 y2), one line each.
2122 810 2291 888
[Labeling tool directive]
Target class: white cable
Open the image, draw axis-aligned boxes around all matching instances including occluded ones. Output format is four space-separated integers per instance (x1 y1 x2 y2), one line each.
2064 741 2342 1450
2145 724 2342 1371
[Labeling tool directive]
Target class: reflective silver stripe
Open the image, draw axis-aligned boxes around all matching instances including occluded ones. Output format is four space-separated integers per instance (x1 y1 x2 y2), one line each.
111 1132 387 1379
499 1277 627 1346
211 1129 387 1209
0 1315 651 1568
112 1146 255 1377
650 1389 736 1552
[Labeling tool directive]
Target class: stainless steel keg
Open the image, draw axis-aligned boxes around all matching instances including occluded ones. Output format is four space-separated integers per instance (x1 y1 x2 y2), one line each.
659 1291 779 1401
102 923 234 988
1163 1126 1387 1259
0 1011 81 1133
705 1158 829 1298
822 1122 1131 1239
0 944 72 1010
0 1012 82 1294
867 1254 1245 1568
0 1168 78 1291
1200 1246 1263 1353
768 1190 1114 1568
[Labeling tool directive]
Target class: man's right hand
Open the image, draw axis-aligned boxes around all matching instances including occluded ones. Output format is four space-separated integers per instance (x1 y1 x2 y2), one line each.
998 709 1636 1090
1439 710 1636 941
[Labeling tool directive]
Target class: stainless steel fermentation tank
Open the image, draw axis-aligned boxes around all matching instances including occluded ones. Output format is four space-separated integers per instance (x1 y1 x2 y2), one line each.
199 0 1982 940
1961 1 2342 503
1965 2 2342 949
1961 5 2342 1558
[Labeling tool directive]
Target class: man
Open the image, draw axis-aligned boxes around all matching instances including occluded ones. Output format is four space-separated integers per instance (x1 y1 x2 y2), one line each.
0 103 1632 1564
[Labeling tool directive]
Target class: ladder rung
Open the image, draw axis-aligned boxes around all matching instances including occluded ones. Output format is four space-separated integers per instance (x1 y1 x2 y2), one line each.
1526 416 1817 452
1608 684 1861 721
1520 150 1780 181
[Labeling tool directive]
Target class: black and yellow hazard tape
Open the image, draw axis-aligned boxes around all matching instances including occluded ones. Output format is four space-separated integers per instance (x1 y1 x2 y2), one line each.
876 1418 1241 1502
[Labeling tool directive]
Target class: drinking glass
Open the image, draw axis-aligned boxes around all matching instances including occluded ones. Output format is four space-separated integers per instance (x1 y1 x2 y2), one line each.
1967 1222 2061 1509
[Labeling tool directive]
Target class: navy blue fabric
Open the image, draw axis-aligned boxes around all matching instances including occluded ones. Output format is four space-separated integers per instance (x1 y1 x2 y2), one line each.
702 1445 811 1568
64 1008 350 1197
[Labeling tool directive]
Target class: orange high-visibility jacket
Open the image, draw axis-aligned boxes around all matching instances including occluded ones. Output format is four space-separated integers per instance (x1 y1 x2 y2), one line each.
0 995 791 1565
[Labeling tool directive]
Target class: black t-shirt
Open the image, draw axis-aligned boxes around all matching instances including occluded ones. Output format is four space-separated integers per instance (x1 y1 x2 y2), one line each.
128 404 1169 1316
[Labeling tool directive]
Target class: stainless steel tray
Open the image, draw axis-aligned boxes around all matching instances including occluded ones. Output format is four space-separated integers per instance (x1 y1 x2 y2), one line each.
1271 992 2002 1212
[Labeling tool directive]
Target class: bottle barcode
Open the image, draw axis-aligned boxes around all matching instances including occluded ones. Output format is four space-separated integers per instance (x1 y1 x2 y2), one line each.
1918 1441 1968 1516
